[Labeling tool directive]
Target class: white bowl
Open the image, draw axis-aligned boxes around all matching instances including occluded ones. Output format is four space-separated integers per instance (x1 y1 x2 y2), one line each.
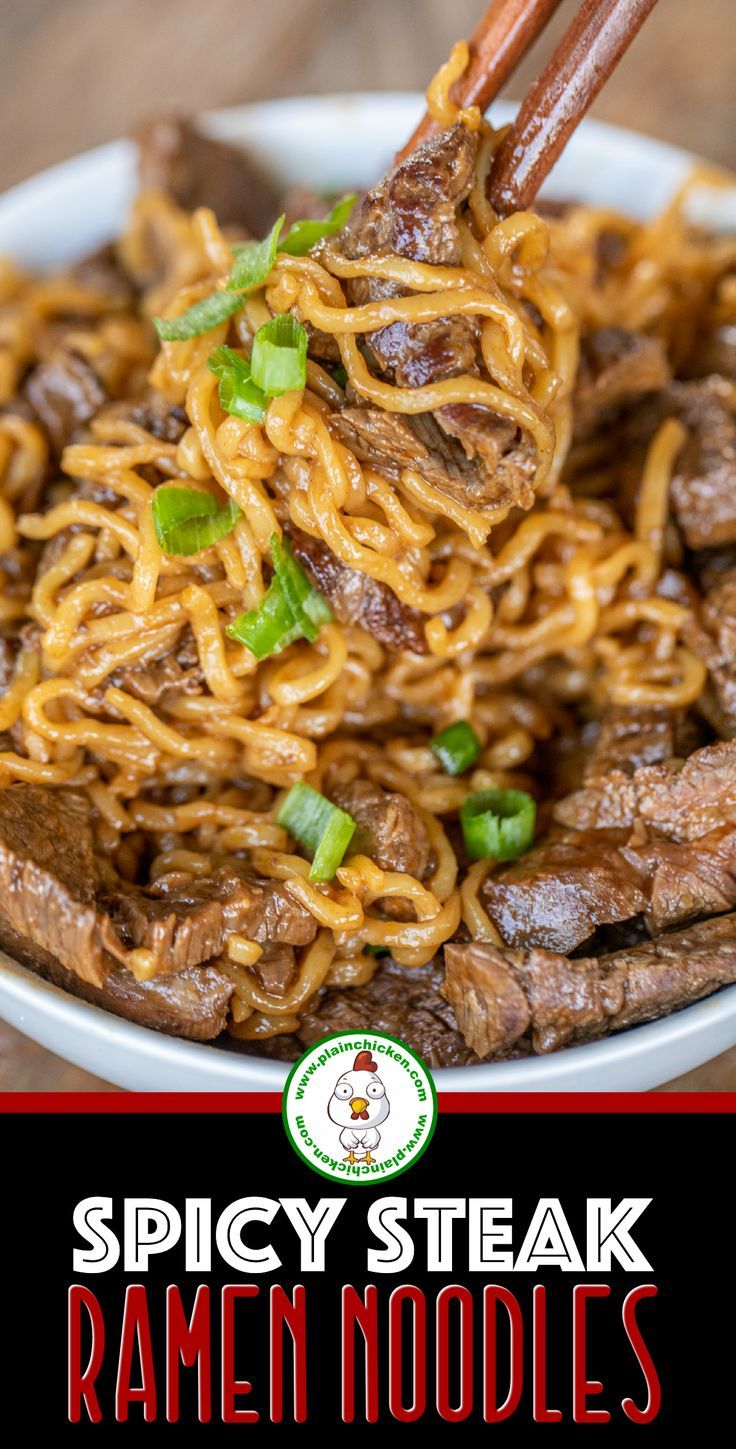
2 93 736 1092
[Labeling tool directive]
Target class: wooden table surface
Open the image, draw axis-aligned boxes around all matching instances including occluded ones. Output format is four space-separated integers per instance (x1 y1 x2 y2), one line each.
1 0 734 1090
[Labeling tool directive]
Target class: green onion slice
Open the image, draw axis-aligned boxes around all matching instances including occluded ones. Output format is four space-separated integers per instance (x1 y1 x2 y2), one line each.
227 532 331 659
363 944 390 957
208 344 267 424
331 364 348 389
153 290 244 341
278 781 356 881
250 314 308 396
152 487 242 556
459 788 536 862
271 532 332 643
227 214 285 291
431 720 481 776
226 578 302 658
281 194 358 256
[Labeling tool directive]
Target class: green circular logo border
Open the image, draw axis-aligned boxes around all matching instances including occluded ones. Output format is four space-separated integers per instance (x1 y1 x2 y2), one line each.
281 1030 439 1185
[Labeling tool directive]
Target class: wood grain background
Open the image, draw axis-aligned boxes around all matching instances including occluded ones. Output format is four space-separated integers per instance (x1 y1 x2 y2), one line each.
0 0 734 1089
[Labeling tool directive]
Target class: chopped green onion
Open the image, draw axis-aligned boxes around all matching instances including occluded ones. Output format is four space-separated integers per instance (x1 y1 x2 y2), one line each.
226 578 301 658
332 364 348 389
281 194 358 256
152 487 241 556
460 788 536 863
363 944 390 958
431 720 481 776
227 532 331 659
227 214 285 291
153 290 244 341
208 344 267 424
271 532 332 643
251 315 308 396
278 781 356 881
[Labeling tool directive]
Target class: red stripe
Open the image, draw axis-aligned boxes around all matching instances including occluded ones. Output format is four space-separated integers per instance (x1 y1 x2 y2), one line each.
0 1091 734 1114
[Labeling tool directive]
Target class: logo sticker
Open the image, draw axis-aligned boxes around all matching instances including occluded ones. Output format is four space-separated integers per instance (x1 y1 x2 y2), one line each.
282 1032 438 1183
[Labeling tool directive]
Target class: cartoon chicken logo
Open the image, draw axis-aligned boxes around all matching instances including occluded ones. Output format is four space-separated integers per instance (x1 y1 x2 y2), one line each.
327 1050 390 1164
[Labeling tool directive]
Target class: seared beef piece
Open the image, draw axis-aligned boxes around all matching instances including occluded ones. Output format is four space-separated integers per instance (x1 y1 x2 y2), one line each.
665 379 736 549
582 706 682 781
338 124 538 514
573 326 670 438
482 808 736 950
252 943 298 997
555 738 736 841
681 568 736 738
334 405 536 512
103 864 317 975
328 777 431 879
0 917 232 1041
25 349 106 454
481 831 649 953
100 393 188 443
286 957 476 1067
0 785 112 987
70 243 133 306
689 321 736 380
287 526 427 654
136 116 281 235
110 652 203 707
443 913 736 1058
630 825 736 935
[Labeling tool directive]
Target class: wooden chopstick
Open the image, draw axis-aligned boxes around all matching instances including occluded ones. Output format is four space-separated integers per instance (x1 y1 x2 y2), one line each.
394 0 564 166
487 0 660 215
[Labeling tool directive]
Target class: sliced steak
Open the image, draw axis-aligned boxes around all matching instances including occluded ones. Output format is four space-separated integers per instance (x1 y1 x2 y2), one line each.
110 652 203 707
481 831 649 953
287 526 427 653
0 785 111 987
555 738 736 841
338 124 539 514
25 349 106 454
0 917 232 1041
328 777 431 879
136 115 281 235
573 326 670 438
582 706 682 781
681 568 736 738
290 956 475 1067
100 393 189 443
444 913 736 1057
666 379 736 549
103 864 317 975
629 825 736 935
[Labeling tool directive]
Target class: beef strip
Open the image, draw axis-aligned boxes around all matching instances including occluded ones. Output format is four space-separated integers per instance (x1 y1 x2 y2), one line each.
0 917 232 1041
665 379 736 550
103 864 317 975
260 956 476 1067
100 393 189 443
252 943 298 997
681 568 736 738
287 525 427 653
70 243 134 306
688 321 736 381
481 831 649 953
328 777 431 879
136 116 281 235
338 124 539 514
0 784 112 987
443 913 736 1058
110 652 203 707
24 348 106 454
0 782 315 1018
629 825 736 935
582 706 683 781
573 326 670 439
554 738 736 840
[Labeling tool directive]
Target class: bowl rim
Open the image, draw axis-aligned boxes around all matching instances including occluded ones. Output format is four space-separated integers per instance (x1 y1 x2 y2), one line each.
1 92 735 1091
